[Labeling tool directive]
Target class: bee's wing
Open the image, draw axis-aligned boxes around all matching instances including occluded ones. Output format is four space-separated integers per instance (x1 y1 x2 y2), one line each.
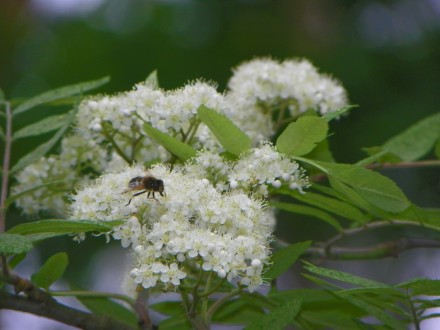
128 176 144 189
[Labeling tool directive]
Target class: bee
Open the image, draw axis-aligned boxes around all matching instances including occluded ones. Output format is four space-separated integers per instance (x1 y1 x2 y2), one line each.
123 174 165 206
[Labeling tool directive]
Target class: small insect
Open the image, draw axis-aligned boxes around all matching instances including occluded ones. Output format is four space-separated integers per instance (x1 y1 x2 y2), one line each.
123 174 165 206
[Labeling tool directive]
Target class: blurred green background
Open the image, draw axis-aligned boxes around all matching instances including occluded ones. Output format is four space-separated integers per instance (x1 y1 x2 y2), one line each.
2 0 439 164
1 0 439 289
0 0 440 162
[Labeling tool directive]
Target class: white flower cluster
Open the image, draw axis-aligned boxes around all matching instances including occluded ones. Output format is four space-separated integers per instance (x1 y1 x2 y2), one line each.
12 134 108 215
69 164 274 292
184 142 309 196
76 80 244 162
76 83 166 164
228 57 348 117
228 142 310 196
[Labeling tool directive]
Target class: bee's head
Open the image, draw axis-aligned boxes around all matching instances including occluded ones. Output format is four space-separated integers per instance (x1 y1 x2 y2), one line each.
155 179 165 195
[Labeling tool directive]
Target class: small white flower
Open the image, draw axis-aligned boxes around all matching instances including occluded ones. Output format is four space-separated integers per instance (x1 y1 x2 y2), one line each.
229 180 238 189
91 123 102 132
272 180 282 188
217 269 226 278
251 259 262 267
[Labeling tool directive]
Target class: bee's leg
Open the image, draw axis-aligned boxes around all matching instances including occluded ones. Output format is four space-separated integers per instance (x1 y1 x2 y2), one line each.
147 191 160 203
125 190 147 206
147 191 157 199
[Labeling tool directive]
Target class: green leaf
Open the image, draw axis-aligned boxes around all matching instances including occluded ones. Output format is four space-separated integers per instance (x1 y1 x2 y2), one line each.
356 147 399 166
304 139 335 162
272 201 342 231
197 105 251 156
276 116 328 156
310 182 346 199
76 295 137 327
245 298 302 330
435 139 440 159
270 288 340 306
144 70 159 89
300 310 364 330
322 105 358 122
265 241 311 281
382 112 440 161
279 188 367 223
31 252 68 289
13 76 110 115
0 233 33 255
337 285 405 298
10 111 76 174
213 298 265 324
7 219 122 237
396 204 440 226
334 292 406 329
150 301 185 316
159 314 192 330
143 122 197 161
302 273 342 290
303 261 391 289
319 161 410 213
327 177 388 217
13 114 68 140
9 253 27 269
398 278 440 296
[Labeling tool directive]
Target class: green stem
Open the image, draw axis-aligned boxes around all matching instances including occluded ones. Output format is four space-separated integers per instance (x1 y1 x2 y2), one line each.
101 123 132 164
187 269 203 321
274 102 287 131
184 119 201 145
206 289 241 323
0 102 12 233
180 289 191 314
198 278 226 298
200 272 213 320
130 128 144 160
408 292 421 330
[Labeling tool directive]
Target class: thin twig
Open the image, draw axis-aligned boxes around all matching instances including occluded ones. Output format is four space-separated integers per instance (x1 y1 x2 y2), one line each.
306 237 440 260
0 102 12 233
0 291 134 330
321 220 428 252
368 159 440 170
1 269 137 329
134 288 154 330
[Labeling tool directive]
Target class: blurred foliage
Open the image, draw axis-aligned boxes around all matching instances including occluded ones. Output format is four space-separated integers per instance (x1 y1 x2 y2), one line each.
1 0 440 164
